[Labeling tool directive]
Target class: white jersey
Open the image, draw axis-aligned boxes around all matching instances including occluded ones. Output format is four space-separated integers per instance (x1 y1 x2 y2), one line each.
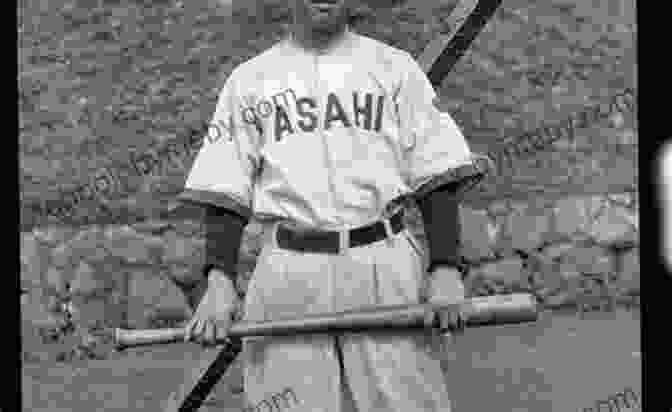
179 29 484 230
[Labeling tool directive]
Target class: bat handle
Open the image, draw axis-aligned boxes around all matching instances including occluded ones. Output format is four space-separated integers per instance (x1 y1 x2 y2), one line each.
115 327 187 350
114 327 235 350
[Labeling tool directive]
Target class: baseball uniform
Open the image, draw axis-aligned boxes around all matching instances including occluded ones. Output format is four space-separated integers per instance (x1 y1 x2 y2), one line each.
179 27 491 412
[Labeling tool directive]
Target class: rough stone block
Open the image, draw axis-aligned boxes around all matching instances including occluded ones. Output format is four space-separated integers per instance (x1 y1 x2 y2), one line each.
459 206 497 262
472 257 524 286
123 296 152 329
71 261 109 298
129 269 190 320
542 241 575 261
560 246 614 277
608 111 625 129
51 243 74 269
589 205 638 246
44 266 71 295
520 250 568 292
171 220 203 237
617 248 639 292
69 296 115 329
145 306 191 328
552 197 590 238
487 200 510 217
163 229 205 265
556 260 582 281
132 220 175 236
166 264 204 290
616 128 637 146
21 287 61 328
585 195 610 218
607 193 633 207
503 206 551 252
21 234 48 290
105 225 158 264
67 227 108 257
32 227 75 246
543 290 577 308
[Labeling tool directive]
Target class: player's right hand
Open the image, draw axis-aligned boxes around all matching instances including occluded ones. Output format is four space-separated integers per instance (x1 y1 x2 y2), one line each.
184 270 240 347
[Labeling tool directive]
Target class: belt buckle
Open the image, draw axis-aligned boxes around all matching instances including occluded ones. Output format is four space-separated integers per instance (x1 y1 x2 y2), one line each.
338 228 349 255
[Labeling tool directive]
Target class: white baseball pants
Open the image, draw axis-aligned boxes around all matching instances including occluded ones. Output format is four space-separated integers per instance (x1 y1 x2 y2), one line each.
240 222 455 412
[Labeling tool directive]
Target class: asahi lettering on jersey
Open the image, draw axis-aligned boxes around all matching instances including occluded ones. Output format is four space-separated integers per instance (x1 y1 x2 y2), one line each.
238 89 385 142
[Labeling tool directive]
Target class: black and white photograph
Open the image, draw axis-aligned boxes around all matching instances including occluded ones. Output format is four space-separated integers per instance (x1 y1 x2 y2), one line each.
19 0 640 411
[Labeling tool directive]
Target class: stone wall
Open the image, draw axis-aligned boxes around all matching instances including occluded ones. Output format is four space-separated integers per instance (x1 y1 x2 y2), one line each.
21 191 639 360
19 0 638 361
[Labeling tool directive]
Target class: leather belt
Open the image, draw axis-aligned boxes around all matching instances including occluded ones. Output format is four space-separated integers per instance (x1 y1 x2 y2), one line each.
276 211 405 254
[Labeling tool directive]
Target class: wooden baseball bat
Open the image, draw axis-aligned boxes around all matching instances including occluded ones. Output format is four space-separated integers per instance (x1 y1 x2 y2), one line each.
115 293 538 349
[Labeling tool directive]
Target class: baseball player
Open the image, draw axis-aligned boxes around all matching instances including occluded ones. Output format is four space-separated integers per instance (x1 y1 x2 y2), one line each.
179 0 493 411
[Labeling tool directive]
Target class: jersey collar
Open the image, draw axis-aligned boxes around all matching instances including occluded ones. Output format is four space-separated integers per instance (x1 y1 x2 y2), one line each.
285 25 355 56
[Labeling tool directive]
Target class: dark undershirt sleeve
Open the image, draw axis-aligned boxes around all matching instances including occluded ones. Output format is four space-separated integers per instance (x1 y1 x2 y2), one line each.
203 204 248 283
416 181 462 273
415 154 493 274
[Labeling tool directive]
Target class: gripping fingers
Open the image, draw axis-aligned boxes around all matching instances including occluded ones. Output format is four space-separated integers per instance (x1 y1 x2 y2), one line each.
184 316 230 346
424 308 437 331
439 310 465 335
184 319 197 342
453 310 466 335
202 320 217 346
185 319 205 342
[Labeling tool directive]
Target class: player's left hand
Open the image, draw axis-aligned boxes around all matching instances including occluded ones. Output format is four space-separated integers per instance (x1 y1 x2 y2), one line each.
425 266 467 336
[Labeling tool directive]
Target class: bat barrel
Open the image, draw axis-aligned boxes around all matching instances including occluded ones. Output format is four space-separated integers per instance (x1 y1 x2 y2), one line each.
461 293 539 326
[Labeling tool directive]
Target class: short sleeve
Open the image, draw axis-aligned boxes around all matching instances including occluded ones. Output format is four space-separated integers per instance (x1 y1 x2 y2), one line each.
395 53 494 198
178 72 262 219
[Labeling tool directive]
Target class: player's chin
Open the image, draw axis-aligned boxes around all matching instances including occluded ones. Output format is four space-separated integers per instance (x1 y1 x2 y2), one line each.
310 18 344 33
306 11 338 24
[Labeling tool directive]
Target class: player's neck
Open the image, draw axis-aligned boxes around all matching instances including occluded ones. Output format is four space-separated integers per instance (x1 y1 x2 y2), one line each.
289 24 349 53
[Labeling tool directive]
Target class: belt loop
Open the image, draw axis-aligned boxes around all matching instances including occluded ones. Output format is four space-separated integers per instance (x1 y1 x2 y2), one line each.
383 218 395 247
271 221 281 250
339 228 349 255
